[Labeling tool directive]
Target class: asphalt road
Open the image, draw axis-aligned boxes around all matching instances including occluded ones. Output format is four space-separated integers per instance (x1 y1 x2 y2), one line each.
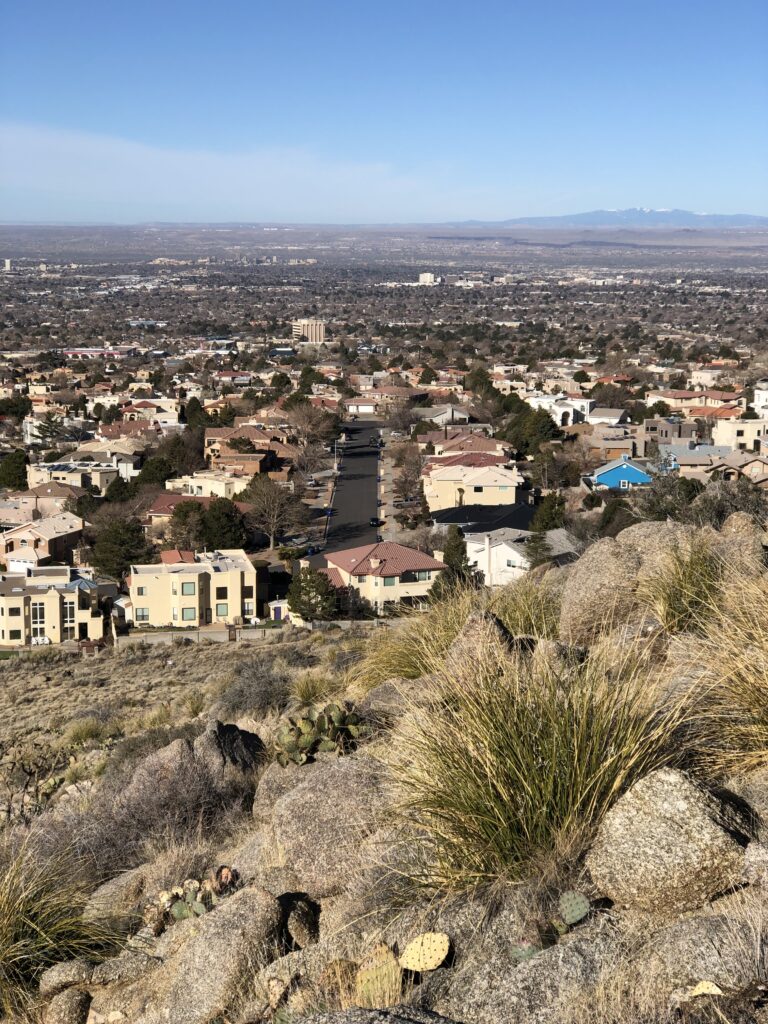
324 421 382 552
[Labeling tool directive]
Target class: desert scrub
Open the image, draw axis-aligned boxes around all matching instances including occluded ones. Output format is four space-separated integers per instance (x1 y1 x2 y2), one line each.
684 575 768 776
60 714 123 748
636 537 724 635
390 621 686 892
489 574 561 639
348 586 478 691
290 670 346 708
0 845 117 1015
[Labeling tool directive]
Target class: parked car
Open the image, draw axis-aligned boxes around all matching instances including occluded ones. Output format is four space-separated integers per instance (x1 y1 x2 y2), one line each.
369 516 383 527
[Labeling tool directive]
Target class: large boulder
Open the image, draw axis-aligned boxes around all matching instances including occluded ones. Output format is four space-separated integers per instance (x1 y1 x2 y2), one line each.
559 538 642 643
433 921 618 1024
87 886 282 1024
269 755 388 899
586 768 753 912
42 989 91 1024
193 720 266 790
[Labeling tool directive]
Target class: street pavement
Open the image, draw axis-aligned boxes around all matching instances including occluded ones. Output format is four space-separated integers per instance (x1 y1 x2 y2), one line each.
324 420 383 553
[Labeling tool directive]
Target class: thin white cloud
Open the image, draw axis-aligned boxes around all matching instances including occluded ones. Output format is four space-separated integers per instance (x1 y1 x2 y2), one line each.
0 121 494 223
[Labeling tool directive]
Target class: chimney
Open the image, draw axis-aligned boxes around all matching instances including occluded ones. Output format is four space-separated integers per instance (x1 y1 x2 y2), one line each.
485 533 492 587
370 558 380 568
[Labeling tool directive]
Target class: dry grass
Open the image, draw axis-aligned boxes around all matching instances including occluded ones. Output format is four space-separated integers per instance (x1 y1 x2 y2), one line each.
388 621 687 893
680 574 768 777
488 573 561 639
290 670 347 709
0 842 118 1015
637 538 725 635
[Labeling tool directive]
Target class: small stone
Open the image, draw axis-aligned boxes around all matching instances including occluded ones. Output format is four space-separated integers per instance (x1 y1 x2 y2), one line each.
44 989 91 1024
40 959 93 998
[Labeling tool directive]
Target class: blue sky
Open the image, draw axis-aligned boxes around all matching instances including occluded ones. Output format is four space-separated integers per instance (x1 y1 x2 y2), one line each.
1 0 766 223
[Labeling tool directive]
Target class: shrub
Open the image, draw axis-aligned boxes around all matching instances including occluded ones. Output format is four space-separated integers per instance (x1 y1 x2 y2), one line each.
217 655 294 717
636 540 724 635
348 586 477 691
489 575 561 639
291 671 345 708
61 714 123 748
0 845 116 1014
390 626 685 892
685 576 768 776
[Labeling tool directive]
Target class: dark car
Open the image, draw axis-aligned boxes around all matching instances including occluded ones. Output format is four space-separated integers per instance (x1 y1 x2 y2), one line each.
369 516 383 527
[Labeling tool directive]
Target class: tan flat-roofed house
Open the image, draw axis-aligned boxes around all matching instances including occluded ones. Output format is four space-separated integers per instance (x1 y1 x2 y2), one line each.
127 548 259 628
0 567 109 647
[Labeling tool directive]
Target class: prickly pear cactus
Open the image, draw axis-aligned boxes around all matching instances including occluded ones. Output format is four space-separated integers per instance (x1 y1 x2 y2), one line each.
274 702 369 768
355 944 402 1008
398 931 450 972
510 940 542 963
558 890 590 926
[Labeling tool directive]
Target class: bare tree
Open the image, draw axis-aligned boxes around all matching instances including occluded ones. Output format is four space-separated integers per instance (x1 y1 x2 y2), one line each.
242 475 307 548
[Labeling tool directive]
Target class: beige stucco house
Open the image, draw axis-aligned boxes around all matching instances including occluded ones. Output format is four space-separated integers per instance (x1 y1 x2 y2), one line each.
127 548 259 628
423 464 525 512
319 541 446 614
0 567 110 647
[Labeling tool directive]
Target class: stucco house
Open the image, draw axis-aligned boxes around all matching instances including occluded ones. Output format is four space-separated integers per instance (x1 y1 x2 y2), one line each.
318 541 446 614
423 464 525 512
464 528 578 587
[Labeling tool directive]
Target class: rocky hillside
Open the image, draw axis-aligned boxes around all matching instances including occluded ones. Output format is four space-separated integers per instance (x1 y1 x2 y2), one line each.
4 513 768 1023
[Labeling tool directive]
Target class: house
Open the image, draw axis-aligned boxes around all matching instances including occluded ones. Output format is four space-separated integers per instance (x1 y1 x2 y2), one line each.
144 493 254 538
430 503 537 535
592 455 652 491
464 528 578 587
0 513 86 570
318 541 446 613
423 464 525 512
0 566 114 647
27 460 120 495
704 452 768 487
712 418 768 453
165 470 251 501
126 548 262 628
586 408 630 426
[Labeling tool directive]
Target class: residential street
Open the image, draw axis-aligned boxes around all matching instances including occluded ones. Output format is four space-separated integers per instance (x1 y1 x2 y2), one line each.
324 421 382 552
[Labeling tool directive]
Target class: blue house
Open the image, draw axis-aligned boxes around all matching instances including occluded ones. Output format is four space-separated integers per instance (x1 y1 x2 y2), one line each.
592 454 652 491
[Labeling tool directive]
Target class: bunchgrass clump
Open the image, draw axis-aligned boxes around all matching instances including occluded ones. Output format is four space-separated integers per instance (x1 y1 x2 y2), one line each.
291 670 346 708
390 623 686 892
0 845 117 1015
489 574 561 639
636 539 724 635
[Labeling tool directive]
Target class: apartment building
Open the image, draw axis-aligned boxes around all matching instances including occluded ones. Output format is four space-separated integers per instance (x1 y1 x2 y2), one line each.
319 541 446 613
292 319 326 344
127 548 260 628
0 567 111 648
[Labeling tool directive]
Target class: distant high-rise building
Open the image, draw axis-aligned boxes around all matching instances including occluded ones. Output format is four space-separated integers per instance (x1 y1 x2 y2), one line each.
3 259 11 273
418 272 438 285
292 318 326 344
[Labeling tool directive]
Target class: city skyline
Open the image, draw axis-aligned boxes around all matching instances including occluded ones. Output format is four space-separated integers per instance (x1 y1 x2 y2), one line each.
2 0 767 223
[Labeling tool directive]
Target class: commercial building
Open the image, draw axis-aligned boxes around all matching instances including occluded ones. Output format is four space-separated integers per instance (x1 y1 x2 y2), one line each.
292 319 326 344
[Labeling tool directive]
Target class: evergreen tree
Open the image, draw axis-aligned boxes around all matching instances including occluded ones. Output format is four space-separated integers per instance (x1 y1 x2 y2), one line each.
531 492 566 531
136 456 174 487
525 530 553 569
287 567 338 621
105 476 137 503
93 517 152 579
184 397 207 428
201 498 247 549
441 524 471 576
0 450 28 490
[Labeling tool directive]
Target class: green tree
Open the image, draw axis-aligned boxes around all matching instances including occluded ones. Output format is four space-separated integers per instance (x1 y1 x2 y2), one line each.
93 517 152 579
419 365 438 385
183 397 207 428
0 450 28 490
136 456 174 487
270 372 291 394
168 502 206 549
287 567 338 621
104 476 137 503
531 492 566 531
525 530 553 568
572 369 590 384
201 498 247 549
441 524 471 576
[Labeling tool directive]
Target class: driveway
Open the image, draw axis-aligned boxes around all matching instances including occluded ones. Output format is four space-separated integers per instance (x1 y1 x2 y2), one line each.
324 420 382 552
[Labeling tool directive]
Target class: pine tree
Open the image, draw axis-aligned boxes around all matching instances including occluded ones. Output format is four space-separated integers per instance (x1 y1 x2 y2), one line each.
525 530 552 569
0 450 28 491
287 567 337 621
93 517 153 579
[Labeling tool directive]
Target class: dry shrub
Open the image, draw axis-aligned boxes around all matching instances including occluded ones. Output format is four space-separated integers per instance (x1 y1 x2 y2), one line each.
389 622 687 893
488 573 561 639
0 843 117 1015
637 537 725 636
291 670 346 708
683 574 768 776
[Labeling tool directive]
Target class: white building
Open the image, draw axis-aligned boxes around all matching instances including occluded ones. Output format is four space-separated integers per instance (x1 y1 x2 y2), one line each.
292 319 326 344
526 392 594 427
465 528 578 587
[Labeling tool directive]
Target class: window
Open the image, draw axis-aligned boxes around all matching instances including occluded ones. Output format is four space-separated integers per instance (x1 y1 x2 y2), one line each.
9 630 21 641
620 479 630 489
181 582 195 596
383 577 396 588
8 607 20 617
62 600 75 640
737 430 745 437
30 601 45 639
506 559 513 567
216 603 228 617
473 485 484 493
243 585 253 598
416 570 431 582
215 586 228 600
357 575 366 583
137 586 146 596
172 608 178 621
135 608 149 622
243 602 254 616
182 607 196 621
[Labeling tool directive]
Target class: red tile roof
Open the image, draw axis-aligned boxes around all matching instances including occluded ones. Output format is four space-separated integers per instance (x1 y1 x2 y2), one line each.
326 541 446 578
160 549 196 564
319 566 345 589
146 493 253 517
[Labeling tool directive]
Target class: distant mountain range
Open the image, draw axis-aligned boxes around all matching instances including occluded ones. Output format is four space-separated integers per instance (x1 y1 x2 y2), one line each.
460 209 768 229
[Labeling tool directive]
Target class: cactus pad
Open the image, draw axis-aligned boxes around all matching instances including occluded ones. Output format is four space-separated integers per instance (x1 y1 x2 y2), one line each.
558 890 590 926
398 932 450 972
